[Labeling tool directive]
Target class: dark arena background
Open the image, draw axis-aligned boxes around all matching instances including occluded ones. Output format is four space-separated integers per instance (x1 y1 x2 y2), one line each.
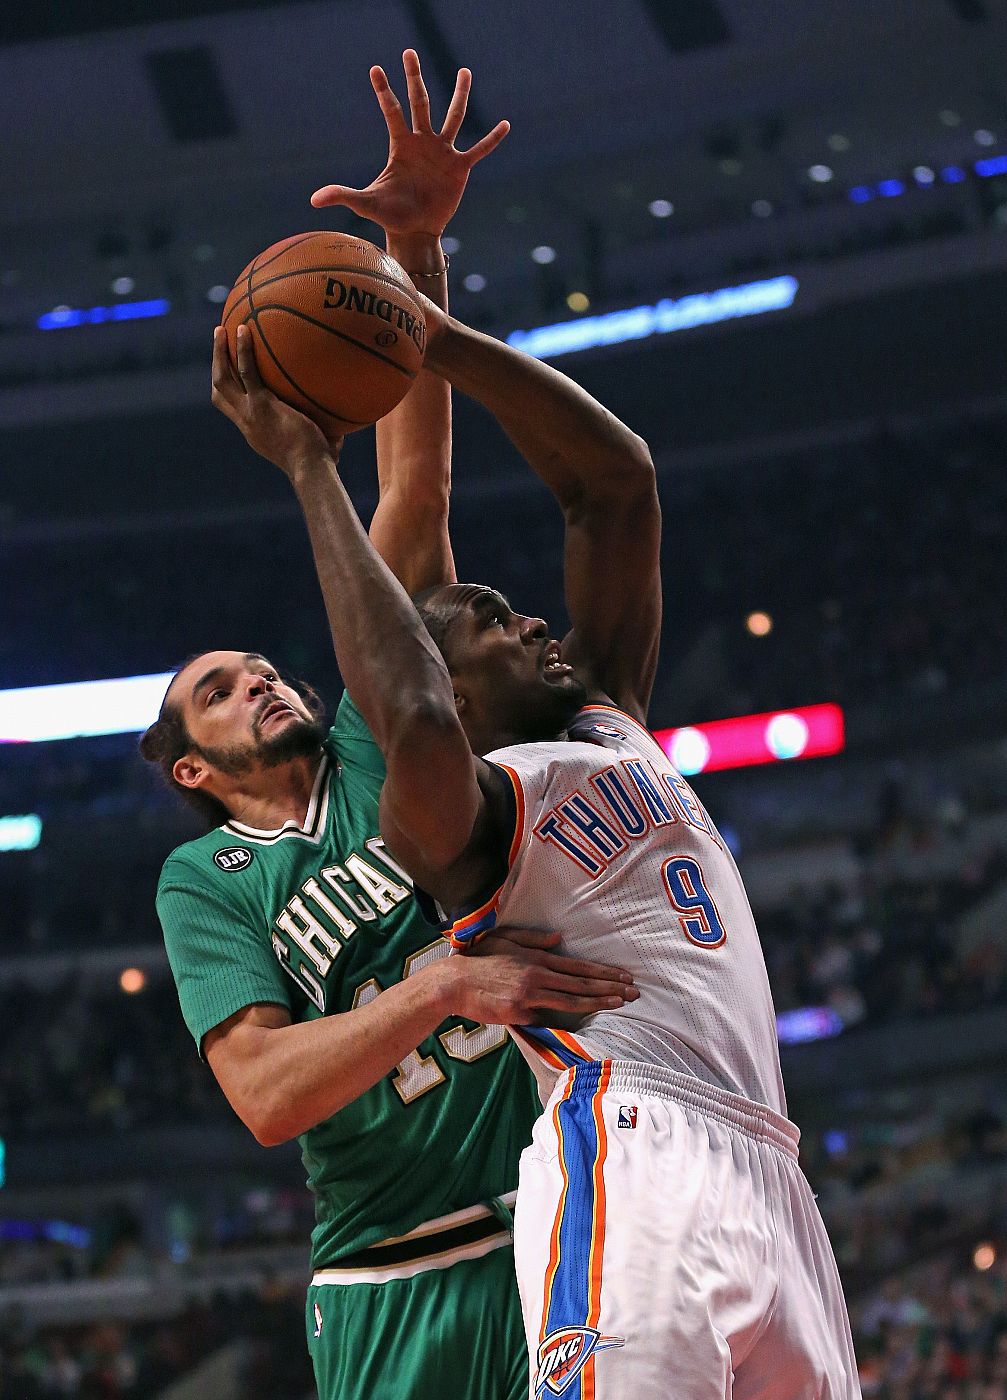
3 2 1007 1397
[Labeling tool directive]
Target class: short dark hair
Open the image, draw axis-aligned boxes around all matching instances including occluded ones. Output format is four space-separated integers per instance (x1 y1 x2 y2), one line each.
139 653 326 830
412 586 459 663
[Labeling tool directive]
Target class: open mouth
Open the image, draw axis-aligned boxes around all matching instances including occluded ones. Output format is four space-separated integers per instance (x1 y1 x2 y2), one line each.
542 641 573 680
258 700 295 727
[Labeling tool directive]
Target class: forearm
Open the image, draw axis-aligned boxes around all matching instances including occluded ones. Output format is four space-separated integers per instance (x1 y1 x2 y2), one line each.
370 233 454 593
238 964 451 1144
424 316 651 507
289 452 454 747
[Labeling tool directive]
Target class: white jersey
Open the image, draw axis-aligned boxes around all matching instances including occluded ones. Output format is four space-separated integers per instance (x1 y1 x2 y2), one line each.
446 704 786 1117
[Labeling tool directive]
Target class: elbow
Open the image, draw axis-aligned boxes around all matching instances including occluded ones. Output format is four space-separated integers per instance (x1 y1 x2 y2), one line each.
240 1082 304 1148
250 1122 285 1149
625 435 656 489
629 432 653 470
247 1102 285 1146
249 1104 306 1148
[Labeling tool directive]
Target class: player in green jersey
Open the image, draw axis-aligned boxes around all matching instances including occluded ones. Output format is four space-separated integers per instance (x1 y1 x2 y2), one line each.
145 53 636 1400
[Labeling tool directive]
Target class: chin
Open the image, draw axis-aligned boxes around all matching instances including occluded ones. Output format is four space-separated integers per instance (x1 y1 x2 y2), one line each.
258 714 327 764
517 676 588 742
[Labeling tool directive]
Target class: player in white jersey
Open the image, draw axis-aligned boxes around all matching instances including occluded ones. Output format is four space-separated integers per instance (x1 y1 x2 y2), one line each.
465 705 786 1117
210 254 860 1398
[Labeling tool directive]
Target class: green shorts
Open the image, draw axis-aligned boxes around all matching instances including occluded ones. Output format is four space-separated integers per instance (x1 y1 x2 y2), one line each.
306 1242 527 1400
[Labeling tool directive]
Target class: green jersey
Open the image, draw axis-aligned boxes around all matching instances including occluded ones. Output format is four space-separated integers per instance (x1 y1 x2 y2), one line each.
157 692 538 1268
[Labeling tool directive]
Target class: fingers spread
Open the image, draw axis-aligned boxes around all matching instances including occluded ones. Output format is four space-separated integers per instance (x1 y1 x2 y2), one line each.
464 119 510 167
402 48 433 134
541 954 635 985
370 64 409 137
440 67 471 143
310 184 374 219
310 183 360 209
490 927 561 952
525 991 626 1019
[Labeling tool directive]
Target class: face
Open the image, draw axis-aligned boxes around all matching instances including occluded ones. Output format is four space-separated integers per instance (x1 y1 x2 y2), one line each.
433 585 587 746
170 650 325 782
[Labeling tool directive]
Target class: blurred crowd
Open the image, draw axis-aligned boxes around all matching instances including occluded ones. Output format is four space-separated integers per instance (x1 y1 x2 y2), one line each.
0 1284 313 1400
855 1248 1007 1399
765 853 1007 1027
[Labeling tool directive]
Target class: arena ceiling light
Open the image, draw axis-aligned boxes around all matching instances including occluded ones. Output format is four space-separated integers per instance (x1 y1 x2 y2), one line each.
37 298 170 330
0 815 42 852
975 154 1007 177
508 274 798 360
0 672 173 742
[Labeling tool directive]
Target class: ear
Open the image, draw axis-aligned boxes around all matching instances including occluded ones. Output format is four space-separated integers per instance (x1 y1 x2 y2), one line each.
453 689 466 715
172 753 210 791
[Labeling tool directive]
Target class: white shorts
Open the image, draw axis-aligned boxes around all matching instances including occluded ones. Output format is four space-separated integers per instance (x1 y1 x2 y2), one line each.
513 1061 861 1400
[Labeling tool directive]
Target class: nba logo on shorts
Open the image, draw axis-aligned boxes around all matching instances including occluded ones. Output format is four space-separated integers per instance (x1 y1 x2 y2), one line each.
618 1105 638 1129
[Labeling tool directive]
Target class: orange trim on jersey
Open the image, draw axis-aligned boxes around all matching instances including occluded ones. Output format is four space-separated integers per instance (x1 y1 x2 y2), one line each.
496 762 526 868
448 891 498 932
511 1027 568 1075
551 1028 592 1061
445 762 525 950
540 1073 576 1343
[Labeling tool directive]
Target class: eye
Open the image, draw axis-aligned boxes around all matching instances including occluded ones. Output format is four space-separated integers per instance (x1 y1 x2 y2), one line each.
208 688 228 705
262 672 278 682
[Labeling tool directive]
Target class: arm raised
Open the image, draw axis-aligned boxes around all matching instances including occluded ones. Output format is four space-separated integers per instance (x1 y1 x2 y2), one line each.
421 306 661 723
211 324 481 877
313 50 509 594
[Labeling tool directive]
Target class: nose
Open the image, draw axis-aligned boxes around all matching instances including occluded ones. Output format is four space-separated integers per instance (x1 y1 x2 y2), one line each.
246 672 275 699
519 615 548 643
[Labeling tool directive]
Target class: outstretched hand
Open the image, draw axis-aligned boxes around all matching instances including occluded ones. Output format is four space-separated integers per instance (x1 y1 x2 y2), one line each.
211 326 343 476
310 49 509 237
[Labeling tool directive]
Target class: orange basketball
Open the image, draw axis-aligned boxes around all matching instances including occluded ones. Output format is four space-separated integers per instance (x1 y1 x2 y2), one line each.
222 232 426 435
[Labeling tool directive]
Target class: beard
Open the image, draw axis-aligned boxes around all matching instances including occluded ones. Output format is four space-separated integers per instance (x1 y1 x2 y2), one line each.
509 672 589 744
196 711 328 777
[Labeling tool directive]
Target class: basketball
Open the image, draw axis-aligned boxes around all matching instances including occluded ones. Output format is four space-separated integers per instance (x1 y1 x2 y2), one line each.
221 232 426 435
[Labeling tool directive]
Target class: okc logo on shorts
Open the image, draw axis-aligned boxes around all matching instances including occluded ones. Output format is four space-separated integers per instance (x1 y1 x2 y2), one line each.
535 1326 625 1396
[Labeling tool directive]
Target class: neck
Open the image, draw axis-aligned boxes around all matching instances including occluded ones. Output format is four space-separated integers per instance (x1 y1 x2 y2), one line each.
218 752 322 831
469 720 566 757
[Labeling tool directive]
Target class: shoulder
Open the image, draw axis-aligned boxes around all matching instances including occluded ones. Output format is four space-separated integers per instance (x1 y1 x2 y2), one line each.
158 828 256 894
325 690 385 783
568 704 652 747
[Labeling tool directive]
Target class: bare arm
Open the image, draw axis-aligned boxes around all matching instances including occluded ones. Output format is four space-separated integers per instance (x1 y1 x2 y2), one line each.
422 308 662 722
369 230 454 594
204 932 636 1145
312 52 509 594
211 326 490 879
